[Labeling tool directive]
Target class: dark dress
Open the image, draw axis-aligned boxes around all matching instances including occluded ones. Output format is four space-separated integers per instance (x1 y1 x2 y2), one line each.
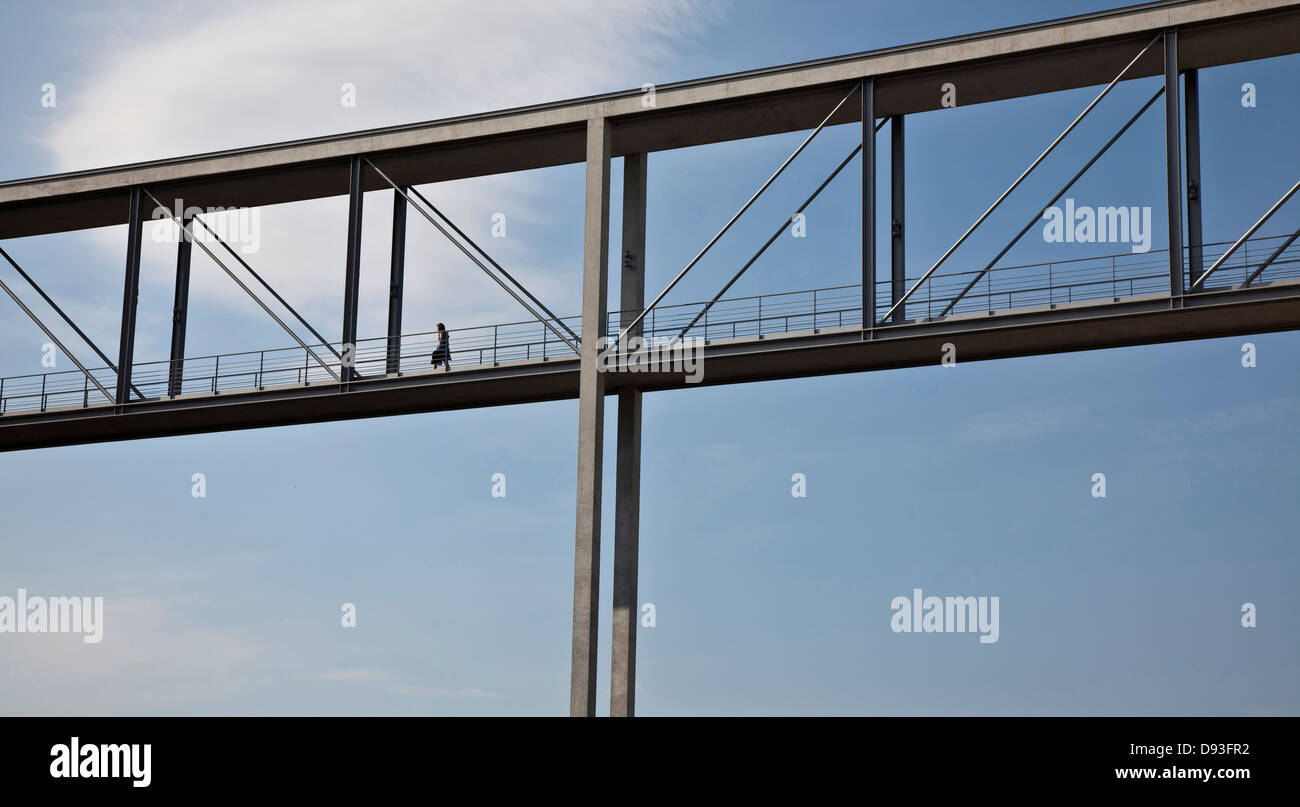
432 331 450 365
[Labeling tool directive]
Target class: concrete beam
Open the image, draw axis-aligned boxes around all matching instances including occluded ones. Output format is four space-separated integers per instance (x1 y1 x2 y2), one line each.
2 0 1297 239
570 117 611 717
611 152 647 717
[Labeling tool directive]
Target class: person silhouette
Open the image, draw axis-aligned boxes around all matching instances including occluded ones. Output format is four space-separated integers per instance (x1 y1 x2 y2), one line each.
431 322 451 371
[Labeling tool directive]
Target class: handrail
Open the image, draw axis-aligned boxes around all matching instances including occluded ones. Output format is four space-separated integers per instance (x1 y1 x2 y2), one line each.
1191 177 1300 290
364 158 581 355
618 82 862 344
877 32 1162 325
0 246 144 400
1 232 1296 415
939 87 1165 317
142 187 341 382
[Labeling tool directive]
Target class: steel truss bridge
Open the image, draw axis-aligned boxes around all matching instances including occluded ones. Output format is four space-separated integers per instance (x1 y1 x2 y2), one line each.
1 0 1298 716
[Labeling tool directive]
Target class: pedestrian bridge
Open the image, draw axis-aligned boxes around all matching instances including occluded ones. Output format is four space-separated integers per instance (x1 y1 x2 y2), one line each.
1 0 1297 717
1 233 1297 451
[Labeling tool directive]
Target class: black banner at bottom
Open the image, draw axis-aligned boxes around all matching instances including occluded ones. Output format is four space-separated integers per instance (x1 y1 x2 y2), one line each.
0 717 1286 793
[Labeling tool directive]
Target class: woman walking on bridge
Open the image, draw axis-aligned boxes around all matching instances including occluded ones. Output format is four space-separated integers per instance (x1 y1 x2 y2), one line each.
431 322 451 371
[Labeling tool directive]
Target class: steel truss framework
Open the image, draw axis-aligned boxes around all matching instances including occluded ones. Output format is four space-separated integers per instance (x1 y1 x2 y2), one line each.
0 0 1298 716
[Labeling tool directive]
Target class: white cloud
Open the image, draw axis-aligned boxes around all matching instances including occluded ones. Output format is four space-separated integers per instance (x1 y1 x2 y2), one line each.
38 0 715 352
0 597 280 715
47 0 710 170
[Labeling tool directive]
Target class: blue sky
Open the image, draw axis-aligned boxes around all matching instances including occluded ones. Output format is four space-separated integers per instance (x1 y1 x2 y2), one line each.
0 0 1296 715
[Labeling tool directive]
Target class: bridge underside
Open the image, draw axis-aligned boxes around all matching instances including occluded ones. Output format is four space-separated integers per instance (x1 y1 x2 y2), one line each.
3 280 1295 453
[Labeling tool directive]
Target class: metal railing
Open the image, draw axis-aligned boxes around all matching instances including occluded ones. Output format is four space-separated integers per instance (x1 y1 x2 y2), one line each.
878 233 1300 321
2 233 1296 417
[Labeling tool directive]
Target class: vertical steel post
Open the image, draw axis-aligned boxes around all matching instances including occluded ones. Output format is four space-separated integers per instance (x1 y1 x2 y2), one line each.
387 187 407 374
1184 67 1204 292
890 115 905 322
168 213 193 397
611 152 646 718
862 80 876 332
342 155 364 382
1163 29 1185 300
571 117 611 717
116 186 143 406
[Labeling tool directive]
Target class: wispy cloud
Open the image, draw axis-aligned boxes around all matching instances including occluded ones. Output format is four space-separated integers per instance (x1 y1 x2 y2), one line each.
0 597 278 715
298 667 393 684
1139 396 1300 444
958 401 1089 442
385 684 509 700
36 0 716 345
300 668 508 700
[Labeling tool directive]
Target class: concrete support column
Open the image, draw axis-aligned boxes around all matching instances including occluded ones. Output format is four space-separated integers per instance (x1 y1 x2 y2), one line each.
611 152 646 717
116 186 143 407
570 117 611 717
168 214 193 397
1163 29 1185 300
